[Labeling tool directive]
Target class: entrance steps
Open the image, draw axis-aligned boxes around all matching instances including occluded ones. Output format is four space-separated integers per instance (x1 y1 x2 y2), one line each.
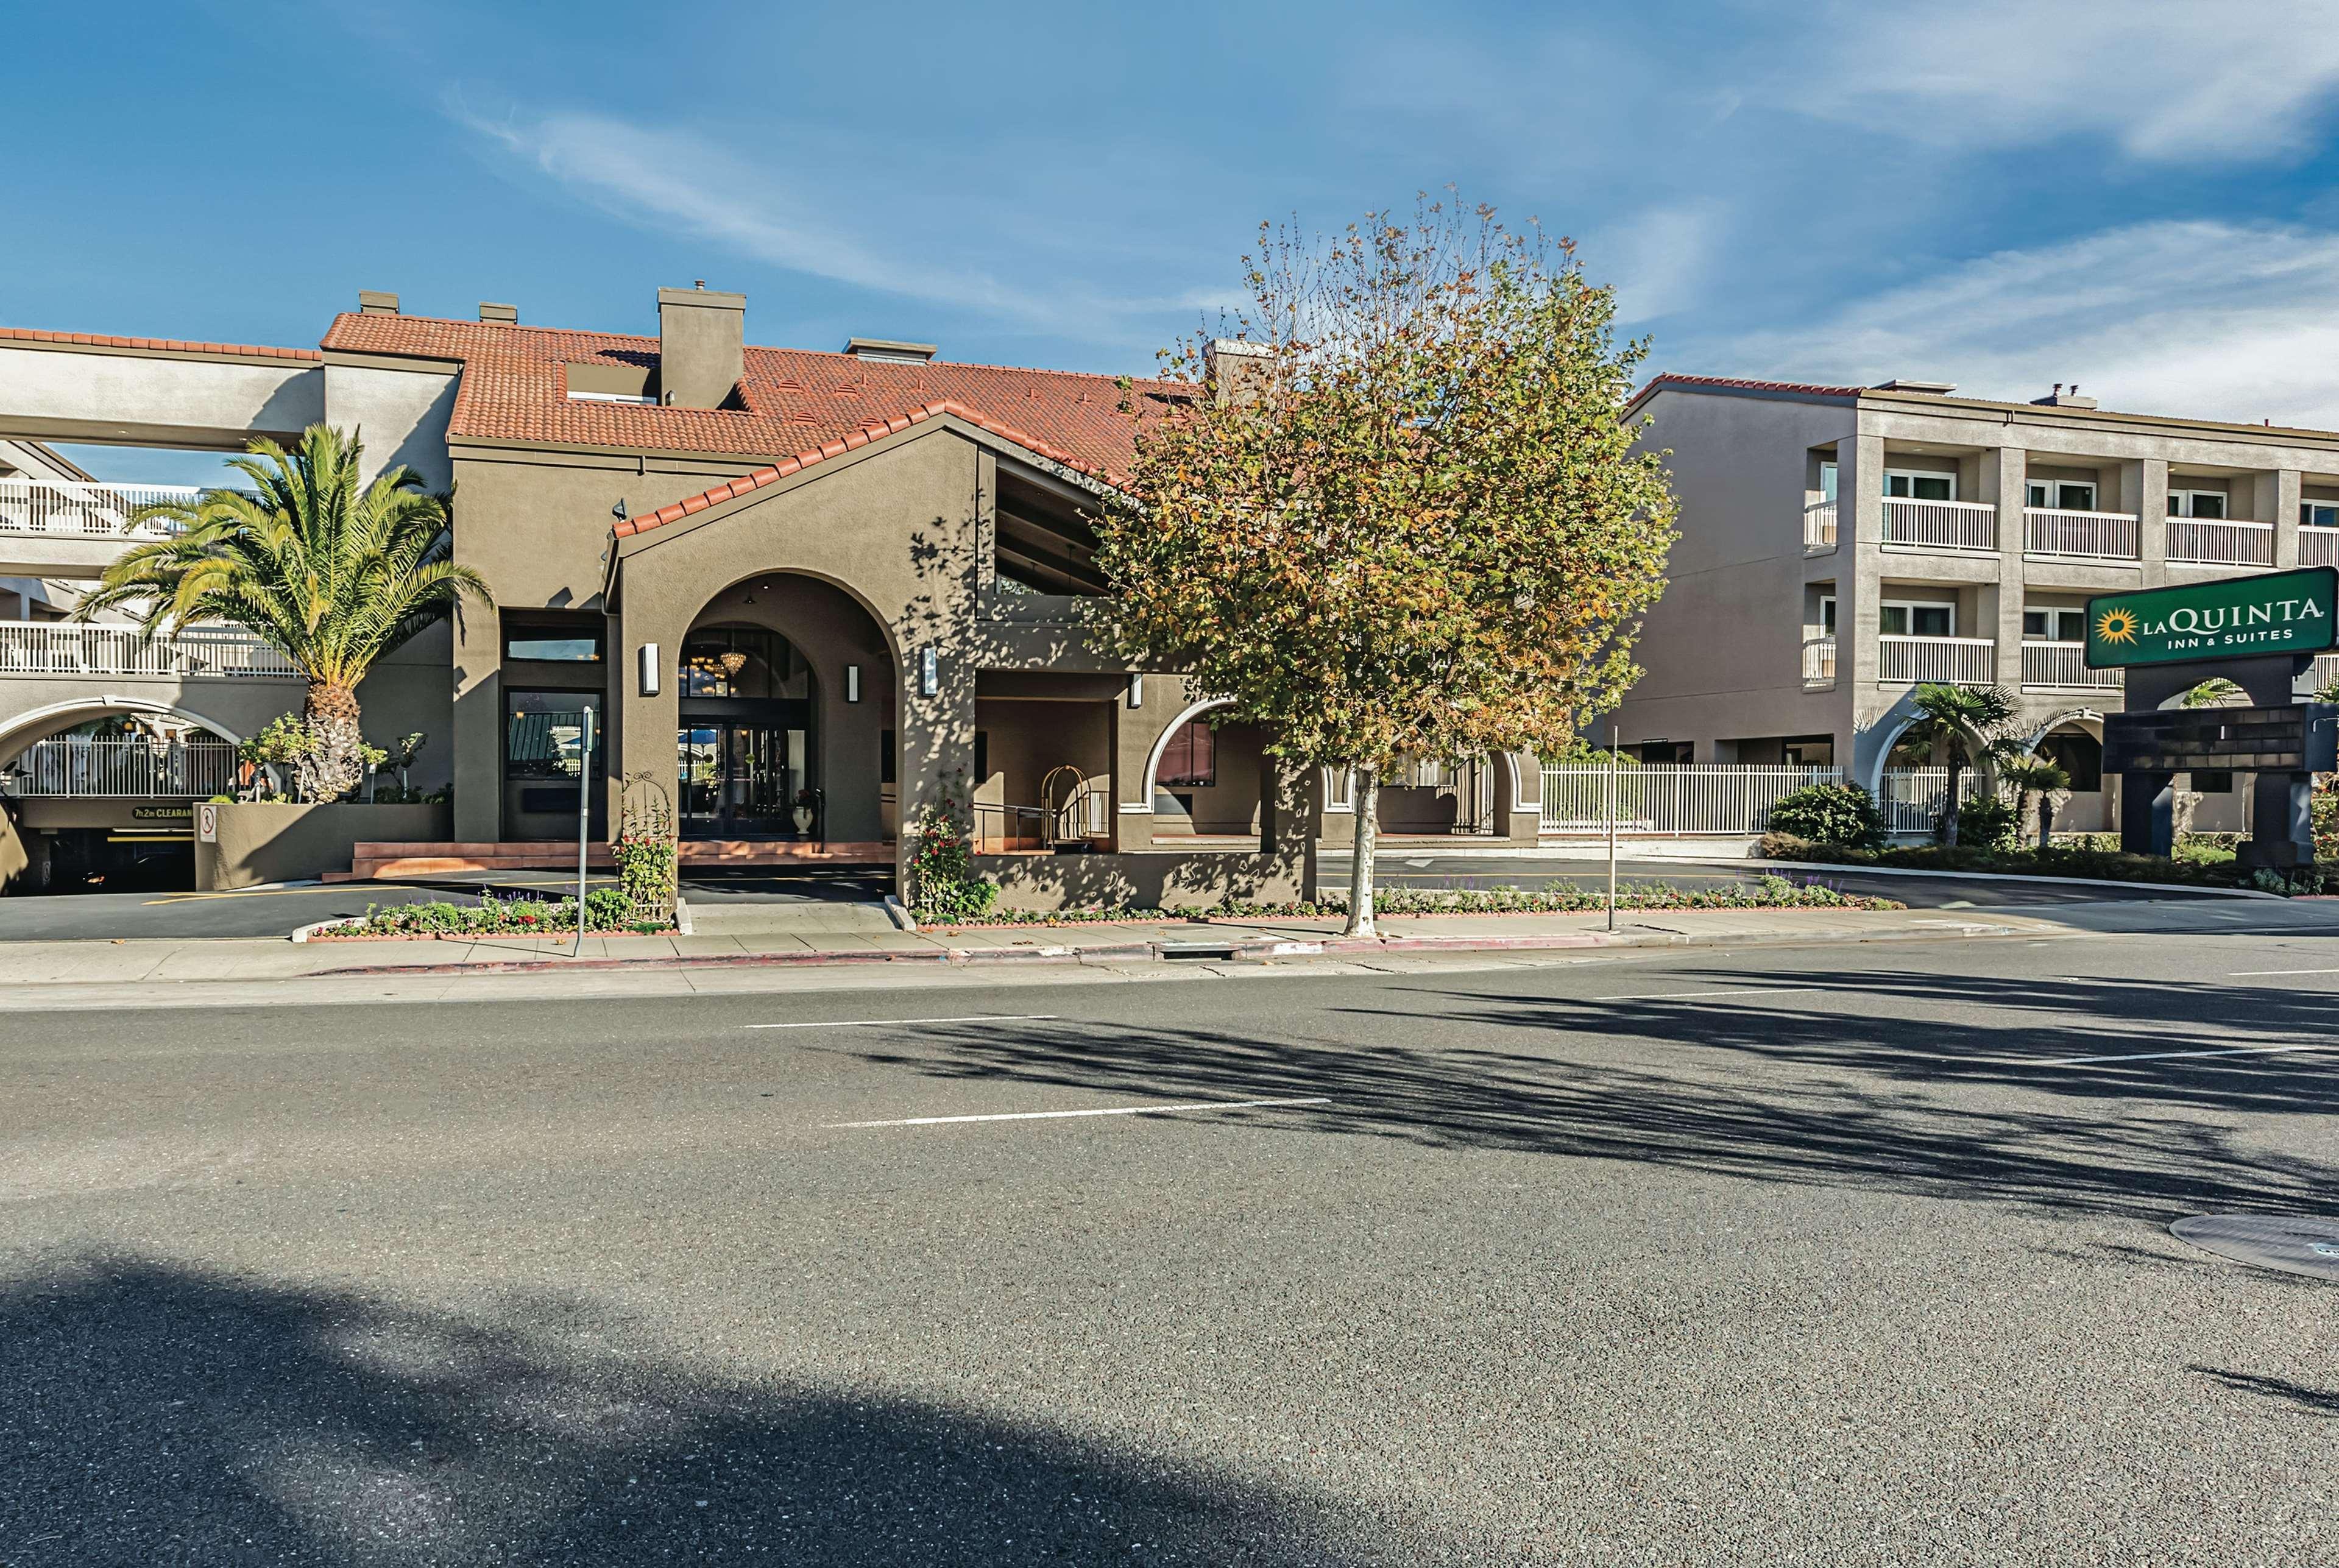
328 839 894 881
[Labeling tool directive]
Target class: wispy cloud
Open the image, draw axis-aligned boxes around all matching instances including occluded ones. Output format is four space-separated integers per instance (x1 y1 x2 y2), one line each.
1707 219 2339 427
1798 0 2339 163
448 101 1181 345
1588 203 1723 327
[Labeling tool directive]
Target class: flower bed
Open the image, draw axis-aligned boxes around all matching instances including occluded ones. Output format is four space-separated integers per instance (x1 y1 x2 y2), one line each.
310 889 674 941
925 875 1902 928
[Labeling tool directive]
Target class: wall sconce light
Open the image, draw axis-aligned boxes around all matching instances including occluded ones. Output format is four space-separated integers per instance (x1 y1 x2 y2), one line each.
637 642 660 697
846 663 863 703
1127 674 1144 708
919 645 939 697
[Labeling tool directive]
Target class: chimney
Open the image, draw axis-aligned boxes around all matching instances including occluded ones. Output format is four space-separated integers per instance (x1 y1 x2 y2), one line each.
356 290 400 315
478 302 518 324
656 284 745 408
1203 337 1273 406
843 337 938 364
2032 382 2098 409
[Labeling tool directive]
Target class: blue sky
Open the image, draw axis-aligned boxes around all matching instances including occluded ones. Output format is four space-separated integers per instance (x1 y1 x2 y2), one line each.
14 0 2339 482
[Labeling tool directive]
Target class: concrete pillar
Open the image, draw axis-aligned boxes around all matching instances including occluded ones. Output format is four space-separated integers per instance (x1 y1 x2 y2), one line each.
1839 432 1884 691
2271 468 2303 568
2132 458 2167 573
893 632 976 896
613 602 676 847
1988 445 2026 692
450 602 501 842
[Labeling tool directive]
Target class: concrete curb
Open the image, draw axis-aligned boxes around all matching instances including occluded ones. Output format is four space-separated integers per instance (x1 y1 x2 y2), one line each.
1769 859 2284 899
306 916 2026 980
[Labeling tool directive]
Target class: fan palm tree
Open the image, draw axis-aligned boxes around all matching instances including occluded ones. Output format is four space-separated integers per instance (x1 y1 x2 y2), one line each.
74 425 491 802
1900 682 2020 846
1998 755 2072 849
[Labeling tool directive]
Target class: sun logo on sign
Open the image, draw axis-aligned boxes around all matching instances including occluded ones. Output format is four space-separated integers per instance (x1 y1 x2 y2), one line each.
2095 606 2140 645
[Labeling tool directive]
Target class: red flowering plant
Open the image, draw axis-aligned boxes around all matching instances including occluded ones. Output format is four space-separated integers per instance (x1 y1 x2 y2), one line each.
908 768 997 923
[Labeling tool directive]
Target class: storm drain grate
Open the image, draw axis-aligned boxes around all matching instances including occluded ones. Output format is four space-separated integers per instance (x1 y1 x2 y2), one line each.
2170 1215 2339 1283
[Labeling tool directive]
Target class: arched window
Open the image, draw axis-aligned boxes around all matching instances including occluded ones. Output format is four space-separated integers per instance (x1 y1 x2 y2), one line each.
1158 718 1216 788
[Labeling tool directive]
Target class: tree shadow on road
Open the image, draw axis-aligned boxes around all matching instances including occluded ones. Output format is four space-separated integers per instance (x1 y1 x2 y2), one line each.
851 967 2339 1221
1 1254 1395 1567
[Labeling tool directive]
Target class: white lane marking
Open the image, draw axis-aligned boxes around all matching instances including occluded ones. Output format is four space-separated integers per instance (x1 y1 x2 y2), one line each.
2032 1043 2332 1066
747 1013 1059 1031
1591 986 1825 1002
830 1095 1331 1129
2229 967 2339 977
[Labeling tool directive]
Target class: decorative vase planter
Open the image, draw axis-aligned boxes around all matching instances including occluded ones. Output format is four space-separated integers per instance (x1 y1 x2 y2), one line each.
793 806 815 835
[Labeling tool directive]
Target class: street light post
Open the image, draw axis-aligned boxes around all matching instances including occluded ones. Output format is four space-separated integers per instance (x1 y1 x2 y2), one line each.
1606 721 1619 933
573 707 595 958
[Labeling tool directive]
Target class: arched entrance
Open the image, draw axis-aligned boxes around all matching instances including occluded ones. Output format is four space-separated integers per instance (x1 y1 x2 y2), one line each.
676 573 894 846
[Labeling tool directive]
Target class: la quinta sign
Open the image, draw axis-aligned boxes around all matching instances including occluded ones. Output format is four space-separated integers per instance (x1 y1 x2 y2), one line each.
2086 566 2338 669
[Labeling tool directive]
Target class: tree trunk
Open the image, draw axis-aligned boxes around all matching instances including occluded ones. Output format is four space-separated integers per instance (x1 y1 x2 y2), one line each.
2038 792 2054 850
301 680 366 803
1941 761 1963 847
1344 768 1379 938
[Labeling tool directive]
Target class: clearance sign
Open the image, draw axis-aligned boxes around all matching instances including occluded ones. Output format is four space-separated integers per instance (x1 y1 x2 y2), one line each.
2086 566 2339 669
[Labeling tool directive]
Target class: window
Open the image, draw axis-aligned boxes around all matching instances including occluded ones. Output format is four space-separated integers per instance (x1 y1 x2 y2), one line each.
678 628 790 699
1782 735 1833 766
1818 595 1836 635
505 691 601 780
1819 461 1839 502
1884 470 1956 501
2023 607 2087 641
2168 490 2228 519
1638 741 1694 765
1158 718 1216 788
2039 730 2102 793
2302 502 2339 529
504 623 603 663
1880 601 1954 637
2026 480 2098 511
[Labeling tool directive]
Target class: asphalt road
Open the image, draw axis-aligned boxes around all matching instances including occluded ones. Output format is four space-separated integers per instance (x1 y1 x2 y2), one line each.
4 930 2335 1564
1337 852 2234 908
0 880 485 942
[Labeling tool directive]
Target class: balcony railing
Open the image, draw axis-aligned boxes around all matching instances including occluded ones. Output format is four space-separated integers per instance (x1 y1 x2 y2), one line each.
1539 764 1842 837
1 738 237 798
2167 517 2274 567
1802 634 1836 688
0 478 196 538
1803 501 1838 552
1879 634 1996 685
2024 507 2140 560
0 621 300 679
2302 526 2339 568
1881 496 1996 551
2021 641 2121 691
2312 652 2339 693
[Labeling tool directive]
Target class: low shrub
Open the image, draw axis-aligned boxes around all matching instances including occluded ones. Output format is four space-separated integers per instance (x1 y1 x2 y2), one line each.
1766 783 1887 850
323 886 660 939
1760 834 2270 889
923 875 1905 926
1954 795 2017 852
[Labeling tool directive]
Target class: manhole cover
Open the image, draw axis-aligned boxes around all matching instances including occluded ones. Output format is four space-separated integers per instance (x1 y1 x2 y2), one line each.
2170 1215 2339 1282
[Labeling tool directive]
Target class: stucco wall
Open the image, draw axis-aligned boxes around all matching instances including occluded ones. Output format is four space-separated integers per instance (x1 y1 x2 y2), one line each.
195 801 452 891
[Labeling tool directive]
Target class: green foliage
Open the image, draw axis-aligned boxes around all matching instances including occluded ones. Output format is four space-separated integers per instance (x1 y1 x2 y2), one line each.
330 888 648 939
237 713 316 769
908 769 997 923
1899 683 2022 845
2314 785 2339 863
1761 834 2279 889
613 785 679 922
1954 794 2017 852
2179 678 2245 708
1765 783 1886 850
78 425 492 801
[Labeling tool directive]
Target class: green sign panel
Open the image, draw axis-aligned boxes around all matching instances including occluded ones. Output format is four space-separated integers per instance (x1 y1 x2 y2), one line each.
2085 566 2339 669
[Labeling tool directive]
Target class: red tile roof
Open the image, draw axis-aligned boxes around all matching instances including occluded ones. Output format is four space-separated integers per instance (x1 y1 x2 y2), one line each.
0 325 322 362
1629 372 1867 404
319 314 1189 497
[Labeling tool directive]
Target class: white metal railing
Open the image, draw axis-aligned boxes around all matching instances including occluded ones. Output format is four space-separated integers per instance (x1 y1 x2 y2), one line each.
1539 763 1841 837
0 621 299 679
1802 635 1836 687
1881 496 1996 551
2168 517 2274 567
1803 501 1838 551
1878 766 1987 838
2302 527 2339 568
2024 507 2139 560
2 738 236 797
0 478 196 538
1878 635 1996 685
2312 652 2339 693
2020 641 2121 691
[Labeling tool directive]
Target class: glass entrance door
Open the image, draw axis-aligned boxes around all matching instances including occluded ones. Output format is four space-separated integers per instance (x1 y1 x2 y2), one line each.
677 722 807 838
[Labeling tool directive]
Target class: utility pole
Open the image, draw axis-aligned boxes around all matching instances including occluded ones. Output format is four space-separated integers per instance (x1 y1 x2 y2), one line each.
573 707 595 958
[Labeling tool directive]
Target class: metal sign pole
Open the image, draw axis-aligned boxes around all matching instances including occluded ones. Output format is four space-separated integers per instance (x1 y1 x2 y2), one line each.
1606 722 1619 932
574 707 594 958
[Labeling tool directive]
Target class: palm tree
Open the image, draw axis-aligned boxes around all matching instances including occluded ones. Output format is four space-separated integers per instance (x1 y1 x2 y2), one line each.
1899 682 2019 846
75 425 491 802
1998 755 2072 849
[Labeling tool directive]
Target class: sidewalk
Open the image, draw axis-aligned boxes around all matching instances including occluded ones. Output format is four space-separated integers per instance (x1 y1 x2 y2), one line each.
0 903 2056 989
